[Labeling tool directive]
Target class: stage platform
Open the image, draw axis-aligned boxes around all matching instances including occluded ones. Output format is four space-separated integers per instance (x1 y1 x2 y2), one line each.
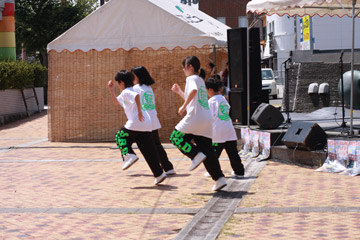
234 107 360 167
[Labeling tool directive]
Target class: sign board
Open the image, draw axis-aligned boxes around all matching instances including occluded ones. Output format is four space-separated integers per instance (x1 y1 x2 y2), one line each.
300 15 312 50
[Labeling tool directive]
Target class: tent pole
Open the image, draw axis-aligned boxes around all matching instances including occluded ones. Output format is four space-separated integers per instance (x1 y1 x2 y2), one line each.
213 45 217 74
350 0 356 135
247 13 251 128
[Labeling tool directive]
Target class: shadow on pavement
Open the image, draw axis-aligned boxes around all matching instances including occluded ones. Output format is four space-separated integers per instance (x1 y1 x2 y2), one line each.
0 111 47 131
215 190 255 199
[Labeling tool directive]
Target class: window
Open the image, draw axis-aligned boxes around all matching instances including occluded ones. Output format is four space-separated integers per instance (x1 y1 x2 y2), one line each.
238 16 248 28
269 21 275 33
217 17 226 24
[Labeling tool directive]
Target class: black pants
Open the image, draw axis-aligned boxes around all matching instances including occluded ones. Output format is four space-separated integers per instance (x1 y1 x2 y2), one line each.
115 127 163 178
152 130 174 172
170 129 224 180
213 140 244 176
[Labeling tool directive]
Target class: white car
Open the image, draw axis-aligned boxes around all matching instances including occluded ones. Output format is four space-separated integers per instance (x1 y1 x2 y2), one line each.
261 68 277 99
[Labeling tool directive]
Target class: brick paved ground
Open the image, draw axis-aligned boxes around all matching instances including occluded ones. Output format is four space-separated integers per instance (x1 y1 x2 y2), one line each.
0 112 233 239
217 161 360 239
2 112 360 239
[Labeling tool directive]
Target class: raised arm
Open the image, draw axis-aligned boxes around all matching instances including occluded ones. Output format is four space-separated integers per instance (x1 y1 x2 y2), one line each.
107 80 120 106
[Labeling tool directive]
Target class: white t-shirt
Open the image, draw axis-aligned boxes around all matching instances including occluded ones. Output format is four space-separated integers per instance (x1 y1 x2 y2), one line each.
116 87 152 132
175 75 212 139
133 84 161 130
208 95 237 143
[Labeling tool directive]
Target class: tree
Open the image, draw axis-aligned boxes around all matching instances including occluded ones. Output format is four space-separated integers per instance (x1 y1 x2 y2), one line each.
15 0 98 67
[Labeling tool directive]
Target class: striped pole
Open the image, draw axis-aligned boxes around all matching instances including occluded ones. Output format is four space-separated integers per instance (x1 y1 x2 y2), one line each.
0 0 15 61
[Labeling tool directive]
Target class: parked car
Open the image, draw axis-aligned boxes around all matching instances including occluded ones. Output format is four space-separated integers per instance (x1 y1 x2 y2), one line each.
261 68 277 99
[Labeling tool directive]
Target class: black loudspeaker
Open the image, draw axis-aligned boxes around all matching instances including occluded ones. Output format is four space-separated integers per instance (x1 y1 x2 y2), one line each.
251 103 284 129
229 90 268 125
282 122 328 151
227 27 261 92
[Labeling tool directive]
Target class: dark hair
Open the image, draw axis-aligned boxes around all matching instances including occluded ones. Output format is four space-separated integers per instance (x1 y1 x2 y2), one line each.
205 77 221 92
182 55 201 73
213 74 221 82
115 70 134 88
199 68 206 79
209 62 215 68
131 66 155 86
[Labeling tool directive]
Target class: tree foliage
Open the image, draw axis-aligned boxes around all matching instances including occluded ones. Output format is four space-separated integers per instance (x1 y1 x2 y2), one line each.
0 61 47 90
15 0 98 67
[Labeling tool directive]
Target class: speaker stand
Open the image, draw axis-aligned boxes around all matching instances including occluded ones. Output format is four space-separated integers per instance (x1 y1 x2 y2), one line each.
283 58 291 127
324 51 360 135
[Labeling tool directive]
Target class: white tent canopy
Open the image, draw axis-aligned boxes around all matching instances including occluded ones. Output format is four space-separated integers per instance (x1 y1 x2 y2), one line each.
47 0 230 52
247 0 360 17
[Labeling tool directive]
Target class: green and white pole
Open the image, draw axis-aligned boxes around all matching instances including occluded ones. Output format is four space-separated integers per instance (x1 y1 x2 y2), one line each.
0 0 15 61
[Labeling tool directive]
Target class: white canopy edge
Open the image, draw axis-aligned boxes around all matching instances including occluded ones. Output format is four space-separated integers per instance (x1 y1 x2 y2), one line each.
47 0 230 53
247 0 360 17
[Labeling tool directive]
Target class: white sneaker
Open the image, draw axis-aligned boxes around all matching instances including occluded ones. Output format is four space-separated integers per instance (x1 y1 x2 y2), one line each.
122 153 139 170
204 172 211 177
231 171 244 179
212 177 227 191
154 172 167 185
165 169 176 175
189 152 206 171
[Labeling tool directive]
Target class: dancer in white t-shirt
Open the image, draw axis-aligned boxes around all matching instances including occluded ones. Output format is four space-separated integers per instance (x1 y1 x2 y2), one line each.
171 56 227 191
131 66 175 175
205 77 245 178
107 70 166 185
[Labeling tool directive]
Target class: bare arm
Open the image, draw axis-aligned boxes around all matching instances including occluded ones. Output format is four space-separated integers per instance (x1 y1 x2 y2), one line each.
107 80 120 105
178 89 197 115
171 83 185 100
135 94 144 122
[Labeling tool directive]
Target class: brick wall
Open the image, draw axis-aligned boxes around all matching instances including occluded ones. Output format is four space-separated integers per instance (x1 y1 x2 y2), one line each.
199 0 247 28
283 62 360 112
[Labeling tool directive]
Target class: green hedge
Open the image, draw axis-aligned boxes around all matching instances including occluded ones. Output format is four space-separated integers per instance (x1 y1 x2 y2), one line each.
0 61 47 90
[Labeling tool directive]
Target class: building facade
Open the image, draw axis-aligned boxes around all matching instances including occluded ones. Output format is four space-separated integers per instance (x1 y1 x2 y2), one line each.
199 0 248 28
266 15 360 84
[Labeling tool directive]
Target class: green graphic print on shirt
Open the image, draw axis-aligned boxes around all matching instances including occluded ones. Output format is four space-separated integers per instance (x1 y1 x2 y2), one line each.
141 91 155 110
198 86 209 110
218 101 231 121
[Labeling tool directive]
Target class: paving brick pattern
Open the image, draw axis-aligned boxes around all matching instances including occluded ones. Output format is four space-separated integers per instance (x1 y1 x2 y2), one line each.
0 213 192 239
0 160 226 209
238 161 360 208
2 112 360 239
218 212 360 240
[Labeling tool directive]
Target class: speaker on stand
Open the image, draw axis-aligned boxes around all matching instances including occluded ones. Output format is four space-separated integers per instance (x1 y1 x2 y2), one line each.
251 103 284 129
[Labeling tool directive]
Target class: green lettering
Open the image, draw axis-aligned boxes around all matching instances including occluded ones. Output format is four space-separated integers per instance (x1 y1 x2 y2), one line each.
181 142 192 153
117 138 127 146
120 147 129 155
